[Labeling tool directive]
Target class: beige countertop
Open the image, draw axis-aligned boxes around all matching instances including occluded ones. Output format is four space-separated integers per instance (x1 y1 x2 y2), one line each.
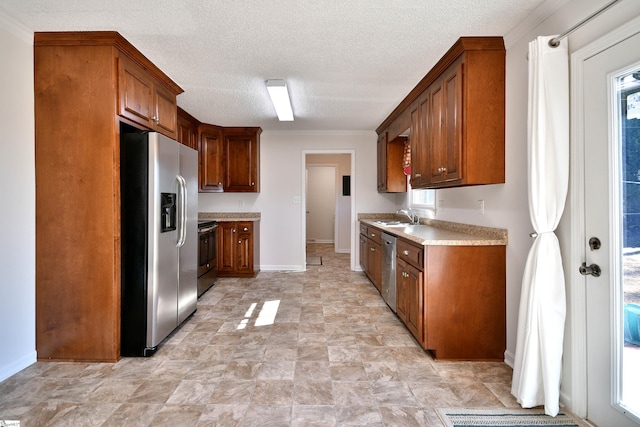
199 212 261 222
359 215 507 246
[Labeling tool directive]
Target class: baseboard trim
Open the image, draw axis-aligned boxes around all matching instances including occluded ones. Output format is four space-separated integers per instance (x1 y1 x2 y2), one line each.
0 351 37 382
259 265 305 272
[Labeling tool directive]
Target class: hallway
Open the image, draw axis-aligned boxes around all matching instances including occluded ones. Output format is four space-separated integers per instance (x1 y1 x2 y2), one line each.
0 243 514 426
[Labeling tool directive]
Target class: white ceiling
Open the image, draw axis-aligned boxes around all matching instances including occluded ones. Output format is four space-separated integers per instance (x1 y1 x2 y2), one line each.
1 0 546 131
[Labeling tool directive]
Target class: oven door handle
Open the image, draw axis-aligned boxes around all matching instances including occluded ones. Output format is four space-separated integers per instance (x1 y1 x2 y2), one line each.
198 225 217 234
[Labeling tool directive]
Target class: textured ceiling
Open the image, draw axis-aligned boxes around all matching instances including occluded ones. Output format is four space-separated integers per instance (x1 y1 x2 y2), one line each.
1 0 546 131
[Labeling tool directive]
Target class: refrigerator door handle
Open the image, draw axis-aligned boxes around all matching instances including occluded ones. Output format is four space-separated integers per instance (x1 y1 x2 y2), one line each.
176 174 187 247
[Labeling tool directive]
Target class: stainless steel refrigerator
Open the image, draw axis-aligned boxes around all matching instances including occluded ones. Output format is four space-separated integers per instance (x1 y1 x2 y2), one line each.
120 127 198 356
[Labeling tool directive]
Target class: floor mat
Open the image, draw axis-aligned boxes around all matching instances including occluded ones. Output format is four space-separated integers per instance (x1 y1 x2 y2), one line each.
437 408 588 427
306 255 322 266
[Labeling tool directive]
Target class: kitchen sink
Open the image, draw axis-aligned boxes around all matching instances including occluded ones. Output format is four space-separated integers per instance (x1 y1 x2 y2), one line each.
374 220 413 227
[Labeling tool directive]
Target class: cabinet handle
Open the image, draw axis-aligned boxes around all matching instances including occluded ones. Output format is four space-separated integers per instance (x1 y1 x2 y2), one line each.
232 229 236 233
218 182 222 186
438 167 448 173
238 240 242 244
370 247 375 252
403 250 409 256
251 182 255 186
151 115 159 123
415 173 421 178
242 227 249 232
370 233 376 237
206 263 210 268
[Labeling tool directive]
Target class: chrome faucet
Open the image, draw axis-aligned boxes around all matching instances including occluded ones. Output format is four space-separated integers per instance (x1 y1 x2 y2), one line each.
396 208 418 225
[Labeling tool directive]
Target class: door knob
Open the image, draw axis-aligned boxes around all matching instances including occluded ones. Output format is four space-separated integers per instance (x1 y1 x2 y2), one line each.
579 262 601 277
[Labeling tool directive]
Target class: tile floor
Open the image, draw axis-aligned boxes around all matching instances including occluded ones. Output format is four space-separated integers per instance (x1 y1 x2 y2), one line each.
0 243 516 426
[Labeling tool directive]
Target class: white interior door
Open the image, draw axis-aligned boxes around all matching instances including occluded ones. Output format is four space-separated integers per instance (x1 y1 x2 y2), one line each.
305 165 336 243
584 29 640 427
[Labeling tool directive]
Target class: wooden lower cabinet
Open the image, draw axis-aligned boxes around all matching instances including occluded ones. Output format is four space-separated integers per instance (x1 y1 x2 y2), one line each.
217 221 260 277
359 223 382 292
396 237 506 360
396 258 423 341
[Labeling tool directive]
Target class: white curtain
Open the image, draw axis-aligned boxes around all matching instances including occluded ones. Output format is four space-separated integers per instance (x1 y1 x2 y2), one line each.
511 35 569 417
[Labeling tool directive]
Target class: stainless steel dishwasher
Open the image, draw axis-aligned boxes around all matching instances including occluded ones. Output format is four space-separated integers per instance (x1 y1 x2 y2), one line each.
381 232 397 313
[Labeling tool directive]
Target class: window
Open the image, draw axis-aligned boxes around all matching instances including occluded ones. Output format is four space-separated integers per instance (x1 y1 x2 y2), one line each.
411 188 435 209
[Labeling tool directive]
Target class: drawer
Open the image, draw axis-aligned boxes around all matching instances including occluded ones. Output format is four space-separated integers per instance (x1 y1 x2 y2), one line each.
397 238 423 270
365 227 381 245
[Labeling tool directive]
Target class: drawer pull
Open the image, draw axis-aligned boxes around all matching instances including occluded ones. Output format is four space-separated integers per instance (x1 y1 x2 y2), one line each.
242 227 249 232
370 247 375 252
370 233 376 237
403 250 410 256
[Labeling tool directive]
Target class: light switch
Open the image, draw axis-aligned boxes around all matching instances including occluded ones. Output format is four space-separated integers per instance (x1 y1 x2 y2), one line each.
293 196 301 204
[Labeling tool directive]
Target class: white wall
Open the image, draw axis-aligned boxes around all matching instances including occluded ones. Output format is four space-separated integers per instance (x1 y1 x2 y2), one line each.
0 12 36 381
198 130 398 271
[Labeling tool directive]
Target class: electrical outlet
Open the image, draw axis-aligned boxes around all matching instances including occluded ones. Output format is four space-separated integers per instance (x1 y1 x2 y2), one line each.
293 196 301 204
438 200 444 212
240 199 245 207
477 199 485 215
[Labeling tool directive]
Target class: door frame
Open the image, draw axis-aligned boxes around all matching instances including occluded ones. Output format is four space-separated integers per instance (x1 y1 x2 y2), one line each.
569 14 640 418
301 150 356 270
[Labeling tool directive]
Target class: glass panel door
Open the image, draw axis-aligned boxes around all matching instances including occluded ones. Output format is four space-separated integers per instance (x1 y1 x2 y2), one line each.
620 67 640 420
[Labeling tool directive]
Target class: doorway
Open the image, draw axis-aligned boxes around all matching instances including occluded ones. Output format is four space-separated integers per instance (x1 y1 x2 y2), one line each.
305 165 337 244
303 151 354 269
572 16 640 426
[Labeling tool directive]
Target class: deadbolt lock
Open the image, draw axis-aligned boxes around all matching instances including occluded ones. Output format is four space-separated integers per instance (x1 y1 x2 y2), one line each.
589 237 601 251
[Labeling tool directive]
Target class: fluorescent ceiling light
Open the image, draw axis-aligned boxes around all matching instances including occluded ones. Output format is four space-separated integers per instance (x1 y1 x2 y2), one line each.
266 79 294 121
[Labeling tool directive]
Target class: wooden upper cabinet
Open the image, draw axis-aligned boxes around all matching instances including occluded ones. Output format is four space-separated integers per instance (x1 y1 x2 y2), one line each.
377 131 408 193
177 107 200 150
410 94 430 188
118 54 180 138
429 59 463 184
377 132 387 191
199 123 224 192
378 37 505 189
198 123 263 193
223 127 261 192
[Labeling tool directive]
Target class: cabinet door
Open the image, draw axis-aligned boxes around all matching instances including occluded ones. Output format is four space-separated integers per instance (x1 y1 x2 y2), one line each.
178 117 197 149
359 234 368 272
235 222 253 274
377 132 387 192
397 258 423 344
217 222 236 273
396 259 408 322
199 125 224 192
224 130 259 192
410 95 430 188
442 61 463 183
409 105 423 187
428 81 445 183
153 85 177 138
405 262 423 344
366 240 382 292
119 56 154 128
